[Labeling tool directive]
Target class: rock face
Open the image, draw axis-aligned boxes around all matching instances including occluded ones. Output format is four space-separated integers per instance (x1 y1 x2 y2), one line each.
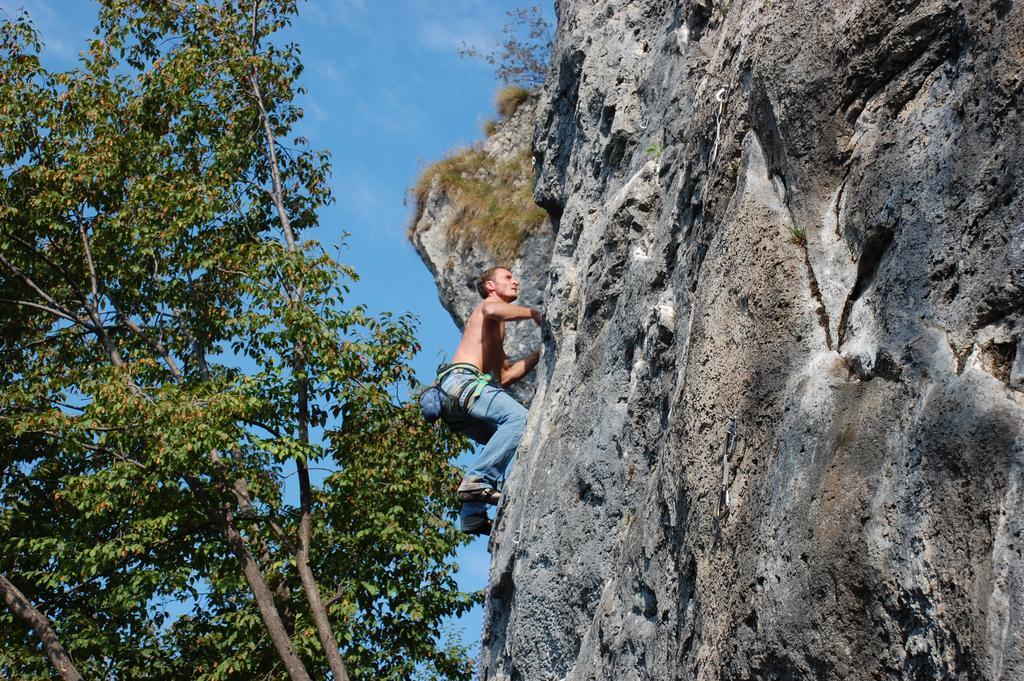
410 96 552 403
416 1 1024 678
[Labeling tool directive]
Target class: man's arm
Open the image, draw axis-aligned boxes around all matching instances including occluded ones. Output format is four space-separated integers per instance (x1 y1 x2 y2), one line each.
501 350 540 386
481 301 541 322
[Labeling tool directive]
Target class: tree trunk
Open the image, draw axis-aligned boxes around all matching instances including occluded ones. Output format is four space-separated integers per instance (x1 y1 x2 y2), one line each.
296 456 350 681
0 573 84 681
187 478 314 681
250 12 352 676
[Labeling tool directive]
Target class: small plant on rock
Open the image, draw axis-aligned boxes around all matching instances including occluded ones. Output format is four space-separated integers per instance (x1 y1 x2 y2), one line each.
789 225 808 245
496 85 532 118
644 142 664 159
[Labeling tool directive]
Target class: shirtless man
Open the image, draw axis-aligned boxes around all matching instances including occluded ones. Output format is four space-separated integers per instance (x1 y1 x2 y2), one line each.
436 266 542 535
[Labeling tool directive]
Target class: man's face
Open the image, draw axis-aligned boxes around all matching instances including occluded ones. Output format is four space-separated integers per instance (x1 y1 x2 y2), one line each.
487 268 519 302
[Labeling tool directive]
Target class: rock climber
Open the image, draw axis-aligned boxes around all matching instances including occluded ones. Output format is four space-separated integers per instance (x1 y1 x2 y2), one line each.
434 266 542 535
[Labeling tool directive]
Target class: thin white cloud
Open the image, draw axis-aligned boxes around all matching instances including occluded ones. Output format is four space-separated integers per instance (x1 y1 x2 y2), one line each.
311 58 349 86
335 170 390 225
407 0 494 16
0 0 44 20
354 85 428 137
305 0 370 31
416 18 494 55
0 0 78 59
331 0 369 17
301 93 329 123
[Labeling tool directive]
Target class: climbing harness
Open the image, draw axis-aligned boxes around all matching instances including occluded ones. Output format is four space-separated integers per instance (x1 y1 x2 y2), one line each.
439 363 493 411
418 363 493 422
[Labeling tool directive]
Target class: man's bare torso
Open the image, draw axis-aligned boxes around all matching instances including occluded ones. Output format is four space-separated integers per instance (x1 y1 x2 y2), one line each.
451 303 505 378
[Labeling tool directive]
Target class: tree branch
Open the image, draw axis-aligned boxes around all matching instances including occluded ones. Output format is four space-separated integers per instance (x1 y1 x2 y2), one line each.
74 220 125 368
293 455 349 680
249 3 347 677
1 228 130 373
0 573 84 681
6 232 90 305
0 298 89 326
245 418 283 438
185 473 313 681
324 580 350 609
116 312 184 380
18 326 106 351
210 449 298 555
249 56 297 249
0 255 90 328
76 219 100 308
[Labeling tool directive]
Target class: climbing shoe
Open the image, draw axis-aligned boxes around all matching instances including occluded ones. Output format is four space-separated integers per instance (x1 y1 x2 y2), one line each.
460 513 493 536
457 476 501 505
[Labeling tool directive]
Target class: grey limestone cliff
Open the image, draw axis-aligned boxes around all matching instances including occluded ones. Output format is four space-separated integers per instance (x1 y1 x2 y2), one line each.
416 1 1023 679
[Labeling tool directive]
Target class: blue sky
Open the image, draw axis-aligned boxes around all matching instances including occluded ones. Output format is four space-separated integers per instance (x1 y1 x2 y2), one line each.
6 0 554 664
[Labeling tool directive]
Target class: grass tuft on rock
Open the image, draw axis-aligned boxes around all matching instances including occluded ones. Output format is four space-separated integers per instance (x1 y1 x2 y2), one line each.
410 145 547 261
788 225 807 246
496 86 531 118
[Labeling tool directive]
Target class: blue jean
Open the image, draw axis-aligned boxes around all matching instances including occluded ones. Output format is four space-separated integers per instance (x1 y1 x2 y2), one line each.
439 371 527 520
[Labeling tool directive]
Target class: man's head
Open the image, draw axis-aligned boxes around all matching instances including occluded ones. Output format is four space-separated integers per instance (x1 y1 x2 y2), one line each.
476 266 519 302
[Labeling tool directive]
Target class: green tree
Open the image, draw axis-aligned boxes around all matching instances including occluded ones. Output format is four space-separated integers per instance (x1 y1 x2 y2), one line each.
0 2 477 679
